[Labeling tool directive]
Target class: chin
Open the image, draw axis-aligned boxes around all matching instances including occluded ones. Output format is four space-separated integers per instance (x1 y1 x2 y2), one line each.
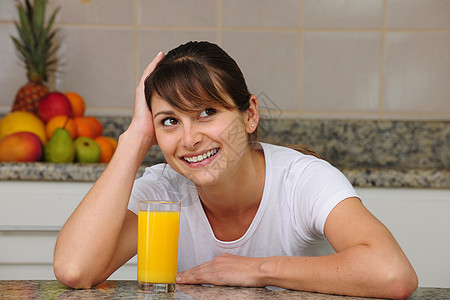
181 169 223 188
181 164 230 189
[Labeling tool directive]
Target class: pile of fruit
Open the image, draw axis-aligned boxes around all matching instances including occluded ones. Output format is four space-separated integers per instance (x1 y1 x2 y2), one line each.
0 1 117 164
0 91 117 164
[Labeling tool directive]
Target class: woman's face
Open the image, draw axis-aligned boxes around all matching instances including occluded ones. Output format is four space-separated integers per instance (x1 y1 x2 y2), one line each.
151 95 252 187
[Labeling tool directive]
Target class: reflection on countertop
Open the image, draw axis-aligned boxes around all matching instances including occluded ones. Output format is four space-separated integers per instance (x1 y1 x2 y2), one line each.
0 118 448 188
0 280 449 300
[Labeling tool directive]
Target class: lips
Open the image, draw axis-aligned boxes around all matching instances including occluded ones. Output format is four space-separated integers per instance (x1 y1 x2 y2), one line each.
182 148 219 164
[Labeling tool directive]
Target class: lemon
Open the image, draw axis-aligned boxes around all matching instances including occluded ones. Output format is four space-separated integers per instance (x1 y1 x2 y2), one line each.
0 111 47 145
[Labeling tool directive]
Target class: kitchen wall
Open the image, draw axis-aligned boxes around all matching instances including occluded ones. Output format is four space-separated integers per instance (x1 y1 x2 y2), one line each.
0 0 449 120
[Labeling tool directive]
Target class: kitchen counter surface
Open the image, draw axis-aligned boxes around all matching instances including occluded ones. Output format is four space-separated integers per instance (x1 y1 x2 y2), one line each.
0 161 448 188
0 280 449 300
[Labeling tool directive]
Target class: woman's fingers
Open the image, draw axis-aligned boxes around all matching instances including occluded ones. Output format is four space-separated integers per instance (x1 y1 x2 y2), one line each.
135 51 165 104
176 254 265 287
128 51 165 144
139 51 165 87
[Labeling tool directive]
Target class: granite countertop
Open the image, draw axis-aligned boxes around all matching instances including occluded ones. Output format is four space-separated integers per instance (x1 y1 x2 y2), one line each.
1 280 449 300
0 161 448 188
0 118 448 188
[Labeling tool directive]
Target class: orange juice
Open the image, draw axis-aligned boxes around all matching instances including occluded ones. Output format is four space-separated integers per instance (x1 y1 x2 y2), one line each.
137 210 180 284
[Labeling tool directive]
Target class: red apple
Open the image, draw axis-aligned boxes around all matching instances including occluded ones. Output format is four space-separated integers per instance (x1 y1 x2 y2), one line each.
0 132 43 162
38 92 73 123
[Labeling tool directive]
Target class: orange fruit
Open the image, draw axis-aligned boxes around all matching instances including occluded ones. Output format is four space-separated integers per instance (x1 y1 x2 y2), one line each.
74 117 95 138
83 116 103 138
94 136 115 163
45 115 77 139
103 136 118 151
65 92 86 117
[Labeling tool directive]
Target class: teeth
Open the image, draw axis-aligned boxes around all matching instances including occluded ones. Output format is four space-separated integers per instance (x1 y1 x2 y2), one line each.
184 148 218 163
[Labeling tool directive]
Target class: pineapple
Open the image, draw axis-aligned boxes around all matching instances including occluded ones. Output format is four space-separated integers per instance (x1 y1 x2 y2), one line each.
11 0 59 114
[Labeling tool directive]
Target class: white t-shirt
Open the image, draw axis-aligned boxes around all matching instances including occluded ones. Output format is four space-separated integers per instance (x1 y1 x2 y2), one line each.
128 142 359 271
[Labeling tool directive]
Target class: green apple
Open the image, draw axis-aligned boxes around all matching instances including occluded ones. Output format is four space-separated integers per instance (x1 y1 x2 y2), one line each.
74 137 101 163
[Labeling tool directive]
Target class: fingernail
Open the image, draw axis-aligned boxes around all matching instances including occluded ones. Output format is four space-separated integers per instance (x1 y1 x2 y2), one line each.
157 51 163 56
176 276 181 282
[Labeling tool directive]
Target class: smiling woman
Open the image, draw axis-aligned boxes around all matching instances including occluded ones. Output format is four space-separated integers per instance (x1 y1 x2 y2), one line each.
53 41 417 299
149 91 255 186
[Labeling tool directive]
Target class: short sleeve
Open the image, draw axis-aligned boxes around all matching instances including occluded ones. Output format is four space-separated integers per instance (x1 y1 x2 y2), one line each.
293 159 359 240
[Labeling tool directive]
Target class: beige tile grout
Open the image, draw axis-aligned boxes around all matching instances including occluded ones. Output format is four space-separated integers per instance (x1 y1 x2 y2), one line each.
379 0 387 120
297 0 303 119
274 110 450 118
284 110 450 116
47 22 450 33
3 18 448 33
216 0 222 45
301 28 450 32
134 0 140 89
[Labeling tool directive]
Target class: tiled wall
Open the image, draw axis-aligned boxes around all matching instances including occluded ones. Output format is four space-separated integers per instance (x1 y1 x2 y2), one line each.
0 0 449 120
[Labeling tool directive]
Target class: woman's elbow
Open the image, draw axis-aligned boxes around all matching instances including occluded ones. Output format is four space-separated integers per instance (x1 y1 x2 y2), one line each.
53 259 96 289
383 264 418 299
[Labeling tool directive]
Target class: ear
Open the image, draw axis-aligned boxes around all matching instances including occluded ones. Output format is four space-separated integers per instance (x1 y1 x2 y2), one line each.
245 94 259 134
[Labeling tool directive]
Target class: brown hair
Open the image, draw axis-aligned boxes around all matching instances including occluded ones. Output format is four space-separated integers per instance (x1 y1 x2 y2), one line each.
144 41 257 143
288 145 323 159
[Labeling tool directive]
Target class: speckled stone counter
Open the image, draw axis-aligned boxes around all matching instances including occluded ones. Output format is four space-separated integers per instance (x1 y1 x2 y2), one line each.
0 118 448 188
0 280 449 299
0 162 448 188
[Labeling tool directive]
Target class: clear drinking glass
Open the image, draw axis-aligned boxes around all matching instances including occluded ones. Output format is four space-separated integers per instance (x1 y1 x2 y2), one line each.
137 200 181 293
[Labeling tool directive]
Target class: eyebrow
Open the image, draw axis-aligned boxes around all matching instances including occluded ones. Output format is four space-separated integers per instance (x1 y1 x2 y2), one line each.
153 110 176 119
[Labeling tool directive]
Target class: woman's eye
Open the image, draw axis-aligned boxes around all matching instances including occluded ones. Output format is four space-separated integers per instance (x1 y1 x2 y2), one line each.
162 117 178 126
199 108 217 118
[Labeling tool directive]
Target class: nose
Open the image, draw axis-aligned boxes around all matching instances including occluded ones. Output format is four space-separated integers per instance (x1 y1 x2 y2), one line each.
181 122 202 149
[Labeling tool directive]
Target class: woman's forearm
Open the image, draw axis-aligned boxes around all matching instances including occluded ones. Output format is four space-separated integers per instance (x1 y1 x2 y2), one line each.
53 130 152 288
259 245 417 299
178 243 416 299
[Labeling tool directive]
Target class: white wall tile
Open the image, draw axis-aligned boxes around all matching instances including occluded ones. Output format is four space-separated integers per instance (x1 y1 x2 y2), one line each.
222 0 300 28
54 0 135 25
138 30 217 74
303 0 383 29
139 0 217 27
0 0 16 21
0 25 27 111
384 32 450 114
221 31 300 114
386 0 450 29
0 0 448 119
54 27 136 112
301 32 381 113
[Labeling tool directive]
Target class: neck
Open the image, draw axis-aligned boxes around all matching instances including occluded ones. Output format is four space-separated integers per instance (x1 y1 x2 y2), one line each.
197 145 265 220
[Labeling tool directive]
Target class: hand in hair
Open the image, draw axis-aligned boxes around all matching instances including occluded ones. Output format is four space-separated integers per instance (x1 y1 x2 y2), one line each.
128 51 165 148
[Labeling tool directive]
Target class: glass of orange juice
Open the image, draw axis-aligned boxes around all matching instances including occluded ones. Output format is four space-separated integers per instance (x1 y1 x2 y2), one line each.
137 200 181 293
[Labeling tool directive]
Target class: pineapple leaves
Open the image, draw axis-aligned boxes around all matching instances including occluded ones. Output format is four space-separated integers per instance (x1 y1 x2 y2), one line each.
25 0 33 22
11 0 60 82
33 0 46 39
40 6 60 48
17 1 35 49
38 6 60 64
11 36 31 65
